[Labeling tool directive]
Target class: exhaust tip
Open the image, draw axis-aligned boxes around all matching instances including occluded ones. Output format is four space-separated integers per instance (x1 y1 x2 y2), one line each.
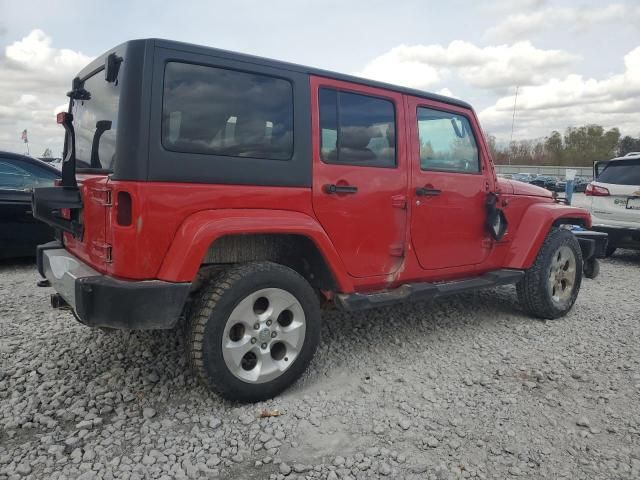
50 293 70 309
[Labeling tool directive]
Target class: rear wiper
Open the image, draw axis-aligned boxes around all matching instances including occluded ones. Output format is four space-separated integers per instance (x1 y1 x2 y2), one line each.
67 77 91 101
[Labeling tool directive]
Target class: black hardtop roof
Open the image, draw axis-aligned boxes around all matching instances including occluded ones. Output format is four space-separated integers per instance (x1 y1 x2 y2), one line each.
80 38 473 110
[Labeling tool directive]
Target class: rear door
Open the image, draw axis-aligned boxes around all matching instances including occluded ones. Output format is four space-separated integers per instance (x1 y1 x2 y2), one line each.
591 159 640 225
406 97 492 270
310 76 408 278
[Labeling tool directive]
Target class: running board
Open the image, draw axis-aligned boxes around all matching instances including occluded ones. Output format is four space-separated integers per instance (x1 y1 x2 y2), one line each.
335 269 525 312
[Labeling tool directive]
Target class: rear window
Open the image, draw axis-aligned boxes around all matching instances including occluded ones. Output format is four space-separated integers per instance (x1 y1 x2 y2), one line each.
162 62 294 161
319 88 396 168
72 69 120 171
598 160 640 185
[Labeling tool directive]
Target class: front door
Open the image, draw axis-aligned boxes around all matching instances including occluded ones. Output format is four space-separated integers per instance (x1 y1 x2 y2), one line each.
407 97 491 270
310 76 408 278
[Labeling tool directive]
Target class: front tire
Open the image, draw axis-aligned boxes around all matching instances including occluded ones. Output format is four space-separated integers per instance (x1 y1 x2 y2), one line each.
187 261 321 402
517 228 583 319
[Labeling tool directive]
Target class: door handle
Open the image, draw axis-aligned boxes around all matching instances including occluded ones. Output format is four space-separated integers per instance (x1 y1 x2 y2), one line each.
416 187 441 196
324 184 358 194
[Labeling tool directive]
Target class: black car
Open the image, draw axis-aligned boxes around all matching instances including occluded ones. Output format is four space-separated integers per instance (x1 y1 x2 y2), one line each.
530 175 559 191
0 151 60 259
573 176 591 193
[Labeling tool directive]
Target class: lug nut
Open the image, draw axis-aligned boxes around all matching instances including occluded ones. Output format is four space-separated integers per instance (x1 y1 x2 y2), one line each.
254 323 260 330
271 331 277 338
261 343 267 349
266 320 272 326
251 338 257 344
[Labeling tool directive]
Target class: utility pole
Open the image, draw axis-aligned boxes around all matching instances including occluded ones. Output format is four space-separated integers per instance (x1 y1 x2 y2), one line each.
509 86 519 166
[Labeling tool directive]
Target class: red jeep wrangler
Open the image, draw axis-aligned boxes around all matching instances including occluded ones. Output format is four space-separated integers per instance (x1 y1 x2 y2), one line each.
33 39 606 402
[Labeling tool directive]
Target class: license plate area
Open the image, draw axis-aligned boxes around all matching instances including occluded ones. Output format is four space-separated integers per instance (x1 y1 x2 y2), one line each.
626 197 640 210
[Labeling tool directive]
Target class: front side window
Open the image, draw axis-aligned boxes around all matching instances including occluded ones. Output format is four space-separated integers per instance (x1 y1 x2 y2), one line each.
417 107 479 173
319 88 396 167
162 62 294 160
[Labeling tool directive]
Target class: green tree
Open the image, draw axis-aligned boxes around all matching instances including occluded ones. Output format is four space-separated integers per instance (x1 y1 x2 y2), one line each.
618 135 640 156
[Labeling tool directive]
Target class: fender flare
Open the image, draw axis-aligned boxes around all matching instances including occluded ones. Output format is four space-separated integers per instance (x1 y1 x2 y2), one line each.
503 203 592 269
156 209 353 292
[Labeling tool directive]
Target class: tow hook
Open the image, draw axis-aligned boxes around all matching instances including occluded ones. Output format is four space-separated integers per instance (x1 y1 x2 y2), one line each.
583 258 600 279
50 293 71 310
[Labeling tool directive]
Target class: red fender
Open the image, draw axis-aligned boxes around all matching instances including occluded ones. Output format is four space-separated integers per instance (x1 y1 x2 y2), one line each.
503 203 592 269
156 209 353 291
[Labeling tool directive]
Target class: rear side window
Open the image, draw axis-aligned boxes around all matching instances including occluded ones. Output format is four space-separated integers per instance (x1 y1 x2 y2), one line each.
417 107 479 173
319 88 396 167
598 160 640 185
162 62 294 161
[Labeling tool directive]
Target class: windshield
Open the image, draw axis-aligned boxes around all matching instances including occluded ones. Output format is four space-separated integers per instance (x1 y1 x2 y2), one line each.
597 159 640 185
70 68 120 172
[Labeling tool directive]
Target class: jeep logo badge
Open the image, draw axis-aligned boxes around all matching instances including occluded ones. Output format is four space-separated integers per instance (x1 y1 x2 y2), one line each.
258 327 271 344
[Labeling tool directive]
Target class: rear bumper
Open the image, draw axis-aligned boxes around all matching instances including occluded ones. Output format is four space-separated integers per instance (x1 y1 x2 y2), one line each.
38 245 191 329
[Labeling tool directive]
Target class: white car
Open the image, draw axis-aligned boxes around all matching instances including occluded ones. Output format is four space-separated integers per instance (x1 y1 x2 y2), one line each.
586 154 640 256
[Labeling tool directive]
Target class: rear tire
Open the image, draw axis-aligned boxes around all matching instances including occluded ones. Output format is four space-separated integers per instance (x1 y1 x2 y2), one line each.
186 261 321 402
517 228 583 319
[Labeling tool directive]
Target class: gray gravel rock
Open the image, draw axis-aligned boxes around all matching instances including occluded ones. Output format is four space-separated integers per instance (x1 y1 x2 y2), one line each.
143 407 157 419
1 249 640 479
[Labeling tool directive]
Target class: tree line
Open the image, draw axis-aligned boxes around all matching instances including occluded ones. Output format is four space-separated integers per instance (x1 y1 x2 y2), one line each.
486 125 640 166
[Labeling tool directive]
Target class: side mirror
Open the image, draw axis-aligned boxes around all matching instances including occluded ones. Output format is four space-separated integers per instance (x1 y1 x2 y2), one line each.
485 193 508 241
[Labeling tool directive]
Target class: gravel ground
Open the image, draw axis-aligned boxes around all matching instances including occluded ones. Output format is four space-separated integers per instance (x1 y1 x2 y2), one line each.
1 252 640 480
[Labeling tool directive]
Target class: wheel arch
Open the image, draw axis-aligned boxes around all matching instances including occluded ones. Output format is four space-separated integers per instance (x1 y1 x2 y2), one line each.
156 209 353 292
503 203 591 270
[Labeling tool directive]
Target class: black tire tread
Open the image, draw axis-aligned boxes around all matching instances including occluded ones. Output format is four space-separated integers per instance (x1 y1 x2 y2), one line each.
517 228 583 319
186 261 320 401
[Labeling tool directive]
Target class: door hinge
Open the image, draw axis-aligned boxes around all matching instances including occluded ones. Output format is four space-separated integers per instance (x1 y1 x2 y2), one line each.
389 243 404 257
89 188 112 206
91 241 112 263
391 194 407 209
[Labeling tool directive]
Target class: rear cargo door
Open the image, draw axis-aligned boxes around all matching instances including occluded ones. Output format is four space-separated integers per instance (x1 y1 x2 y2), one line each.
64 175 111 271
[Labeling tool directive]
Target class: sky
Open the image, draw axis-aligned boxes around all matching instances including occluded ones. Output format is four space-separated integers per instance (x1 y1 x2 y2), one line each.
0 0 639 157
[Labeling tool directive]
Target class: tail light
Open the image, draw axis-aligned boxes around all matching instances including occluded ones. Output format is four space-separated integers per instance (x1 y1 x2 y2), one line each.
116 191 132 226
585 183 610 196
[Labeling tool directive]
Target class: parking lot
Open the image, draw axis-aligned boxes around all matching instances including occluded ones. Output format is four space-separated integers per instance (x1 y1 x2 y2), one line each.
1 250 639 480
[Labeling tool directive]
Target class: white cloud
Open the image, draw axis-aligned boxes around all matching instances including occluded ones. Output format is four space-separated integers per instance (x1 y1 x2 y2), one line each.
485 4 640 41
437 88 455 98
479 46 640 139
357 41 577 91
0 29 92 156
486 0 547 12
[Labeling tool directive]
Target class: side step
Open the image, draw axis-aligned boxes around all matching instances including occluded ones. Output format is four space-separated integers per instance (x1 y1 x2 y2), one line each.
335 269 525 312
